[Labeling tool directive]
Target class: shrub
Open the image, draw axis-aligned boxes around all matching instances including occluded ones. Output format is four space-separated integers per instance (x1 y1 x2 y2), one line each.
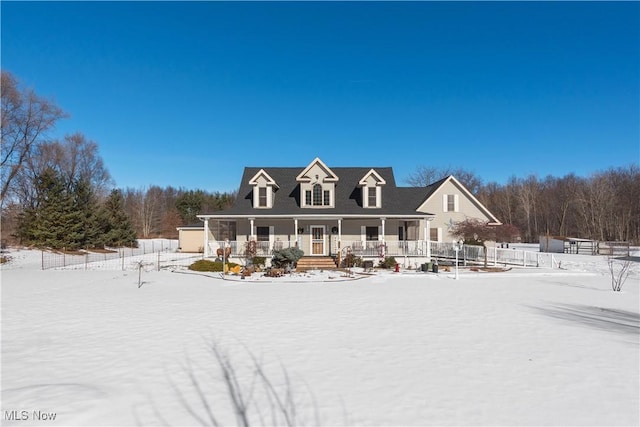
378 256 397 269
188 259 239 272
251 256 266 267
271 247 304 268
341 253 362 268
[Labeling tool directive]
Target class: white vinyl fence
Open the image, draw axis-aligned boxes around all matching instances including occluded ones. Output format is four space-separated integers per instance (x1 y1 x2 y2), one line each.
431 242 558 268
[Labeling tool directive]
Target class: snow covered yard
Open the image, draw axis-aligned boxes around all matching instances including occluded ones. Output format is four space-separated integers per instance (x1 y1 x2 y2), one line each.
1 248 639 426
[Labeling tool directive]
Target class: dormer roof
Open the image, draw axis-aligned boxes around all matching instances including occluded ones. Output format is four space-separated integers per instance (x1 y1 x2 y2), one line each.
358 169 387 186
295 157 339 183
248 169 279 188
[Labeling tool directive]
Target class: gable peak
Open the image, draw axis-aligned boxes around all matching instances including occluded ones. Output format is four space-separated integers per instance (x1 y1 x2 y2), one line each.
296 157 339 182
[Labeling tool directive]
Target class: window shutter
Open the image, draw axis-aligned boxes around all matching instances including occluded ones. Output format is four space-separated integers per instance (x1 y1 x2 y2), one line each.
378 226 382 241
443 194 448 212
361 226 366 243
454 194 459 212
437 227 443 242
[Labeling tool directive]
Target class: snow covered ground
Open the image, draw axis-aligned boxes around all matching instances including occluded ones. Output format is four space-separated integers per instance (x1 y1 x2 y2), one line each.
1 243 639 426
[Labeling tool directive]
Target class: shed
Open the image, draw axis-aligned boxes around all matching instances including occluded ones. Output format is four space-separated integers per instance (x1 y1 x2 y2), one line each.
177 224 204 253
540 236 598 255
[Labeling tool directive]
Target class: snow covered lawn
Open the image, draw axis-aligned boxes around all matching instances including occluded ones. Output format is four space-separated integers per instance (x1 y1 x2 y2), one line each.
1 248 639 426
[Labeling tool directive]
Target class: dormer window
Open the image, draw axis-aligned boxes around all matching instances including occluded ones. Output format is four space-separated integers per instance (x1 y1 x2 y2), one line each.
313 184 322 205
367 187 377 207
297 157 339 208
359 169 386 209
304 184 331 206
258 187 267 207
249 169 278 209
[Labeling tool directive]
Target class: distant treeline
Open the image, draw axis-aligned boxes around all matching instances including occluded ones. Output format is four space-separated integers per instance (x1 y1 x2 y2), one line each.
477 166 640 244
407 164 640 244
120 186 236 239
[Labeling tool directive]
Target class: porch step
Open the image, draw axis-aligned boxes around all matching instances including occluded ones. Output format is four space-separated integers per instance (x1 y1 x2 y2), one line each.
296 256 338 271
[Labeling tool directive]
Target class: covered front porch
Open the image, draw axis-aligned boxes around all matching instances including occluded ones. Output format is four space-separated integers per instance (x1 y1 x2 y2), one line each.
199 214 435 265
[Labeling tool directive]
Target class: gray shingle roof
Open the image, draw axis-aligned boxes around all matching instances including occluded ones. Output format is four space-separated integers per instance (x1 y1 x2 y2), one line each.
202 166 434 217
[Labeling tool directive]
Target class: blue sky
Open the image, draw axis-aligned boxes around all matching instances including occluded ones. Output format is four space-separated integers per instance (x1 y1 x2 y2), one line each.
2 1 638 193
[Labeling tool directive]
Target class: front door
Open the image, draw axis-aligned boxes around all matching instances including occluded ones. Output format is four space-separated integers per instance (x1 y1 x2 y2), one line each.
310 226 325 255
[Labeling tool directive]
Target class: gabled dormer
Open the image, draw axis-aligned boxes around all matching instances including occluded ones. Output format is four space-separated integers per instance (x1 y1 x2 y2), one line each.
249 169 278 208
359 169 386 208
296 157 339 208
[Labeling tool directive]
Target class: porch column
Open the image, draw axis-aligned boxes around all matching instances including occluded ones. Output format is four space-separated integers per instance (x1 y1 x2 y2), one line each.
249 218 255 240
425 217 431 260
337 218 342 266
380 218 386 244
294 218 299 247
203 218 209 257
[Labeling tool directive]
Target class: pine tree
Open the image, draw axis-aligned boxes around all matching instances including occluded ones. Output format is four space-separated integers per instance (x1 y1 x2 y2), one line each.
99 189 137 247
28 169 77 249
70 178 100 248
15 170 104 250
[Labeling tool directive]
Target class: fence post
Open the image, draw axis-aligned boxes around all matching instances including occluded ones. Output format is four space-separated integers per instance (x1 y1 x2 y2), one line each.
63 249 66 267
122 251 125 271
85 253 88 270
494 246 497 267
157 252 160 271
41 250 44 270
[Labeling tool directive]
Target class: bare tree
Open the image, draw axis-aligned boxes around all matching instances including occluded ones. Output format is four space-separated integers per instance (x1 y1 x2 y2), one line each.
55 133 113 197
12 133 112 208
1 71 67 204
607 256 632 292
405 165 483 193
123 186 163 238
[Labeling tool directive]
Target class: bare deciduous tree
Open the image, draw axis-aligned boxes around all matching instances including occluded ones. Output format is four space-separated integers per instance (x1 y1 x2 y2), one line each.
1 71 67 204
405 165 483 194
607 256 632 292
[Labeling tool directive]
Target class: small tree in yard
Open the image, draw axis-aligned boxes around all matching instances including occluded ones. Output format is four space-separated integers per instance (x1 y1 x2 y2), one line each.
378 256 397 269
271 247 304 269
450 219 520 267
607 256 632 292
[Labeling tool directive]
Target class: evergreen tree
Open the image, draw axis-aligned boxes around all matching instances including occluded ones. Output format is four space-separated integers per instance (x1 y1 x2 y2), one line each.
71 178 100 248
15 170 105 249
175 190 205 224
27 169 78 249
99 189 137 247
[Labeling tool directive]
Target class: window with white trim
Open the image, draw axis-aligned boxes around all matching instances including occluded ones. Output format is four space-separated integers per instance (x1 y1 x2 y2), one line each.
368 187 376 207
258 187 267 207
313 184 323 205
365 226 379 241
363 185 380 208
443 194 459 212
303 184 331 207
256 226 269 242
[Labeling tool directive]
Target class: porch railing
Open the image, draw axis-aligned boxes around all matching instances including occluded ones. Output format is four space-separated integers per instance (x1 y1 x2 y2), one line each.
208 240 556 268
